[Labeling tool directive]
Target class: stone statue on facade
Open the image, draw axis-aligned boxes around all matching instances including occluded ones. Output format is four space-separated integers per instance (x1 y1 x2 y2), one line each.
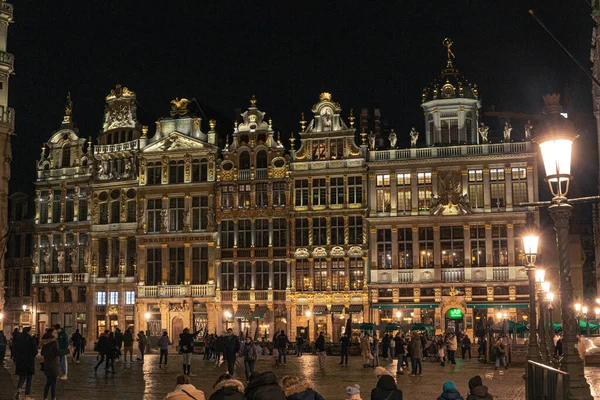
183 209 191 231
56 246 65 272
69 246 79 272
368 131 376 150
97 162 110 180
410 127 419 148
122 159 133 179
41 248 50 270
478 123 489 144
388 129 397 148
31 245 39 272
503 122 512 142
524 120 533 140
160 209 168 231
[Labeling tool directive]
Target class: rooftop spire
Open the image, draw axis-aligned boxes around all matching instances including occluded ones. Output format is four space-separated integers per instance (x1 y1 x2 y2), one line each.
63 92 73 125
442 37 455 68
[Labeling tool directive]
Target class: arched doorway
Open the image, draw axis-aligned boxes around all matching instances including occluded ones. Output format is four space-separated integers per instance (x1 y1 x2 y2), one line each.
445 308 465 333
172 317 184 347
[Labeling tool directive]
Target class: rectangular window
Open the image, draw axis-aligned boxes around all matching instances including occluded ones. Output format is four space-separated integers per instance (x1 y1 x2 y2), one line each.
396 173 412 214
78 189 88 221
417 172 432 211
192 196 208 231
273 261 287 290
169 161 185 184
238 261 251 290
168 247 184 285
126 200 136 223
147 199 161 233
192 246 208 284
255 261 269 290
295 218 309 247
255 219 269 248
377 229 392 269
440 226 464 268
221 185 235 209
330 177 344 206
313 217 327 245
349 216 362 245
126 237 136 276
52 190 62 222
95 292 106 305
110 201 120 223
169 198 185 232
348 176 363 204
237 219 252 248
312 178 327 206
78 287 86 303
40 201 49 223
376 174 391 212
273 182 287 207
256 183 269 208
398 228 413 269
238 184 251 208
468 169 484 209
512 167 528 206
272 218 287 247
295 259 309 291
490 168 506 208
125 291 135 305
331 258 345 291
221 220 234 248
147 163 162 185
294 179 309 207
331 217 344 245
419 227 434 267
221 262 234 290
313 259 327 291
349 258 363 290
65 189 75 222
146 248 162 285
108 291 119 305
470 225 486 267
492 225 508 266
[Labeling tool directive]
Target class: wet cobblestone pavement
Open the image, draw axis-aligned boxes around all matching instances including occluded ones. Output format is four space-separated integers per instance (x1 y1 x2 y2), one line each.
2 353 597 399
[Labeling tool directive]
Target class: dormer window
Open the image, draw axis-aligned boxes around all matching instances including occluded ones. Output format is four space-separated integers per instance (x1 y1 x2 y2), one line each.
442 83 454 98
239 152 250 170
61 146 71 168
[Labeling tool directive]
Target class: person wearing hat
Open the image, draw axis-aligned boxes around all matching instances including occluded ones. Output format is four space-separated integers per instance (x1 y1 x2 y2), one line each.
346 384 362 400
437 381 464 400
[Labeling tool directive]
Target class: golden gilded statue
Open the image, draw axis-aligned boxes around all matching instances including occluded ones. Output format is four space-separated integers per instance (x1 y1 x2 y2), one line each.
170 98 190 116
442 37 455 60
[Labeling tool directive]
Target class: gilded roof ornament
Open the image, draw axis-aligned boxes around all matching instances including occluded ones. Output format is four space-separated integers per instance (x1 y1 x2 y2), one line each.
63 92 73 124
250 95 257 106
348 108 355 128
105 84 135 101
442 37 455 67
141 126 148 137
209 119 216 131
170 98 190 116
319 92 332 101
299 112 306 132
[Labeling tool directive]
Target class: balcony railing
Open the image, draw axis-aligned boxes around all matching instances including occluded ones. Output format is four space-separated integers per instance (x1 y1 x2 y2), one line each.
219 290 286 302
370 142 531 161
273 290 287 301
94 139 139 156
441 268 465 282
255 168 268 180
33 273 89 285
369 266 527 284
493 267 510 281
137 284 215 298
238 169 251 181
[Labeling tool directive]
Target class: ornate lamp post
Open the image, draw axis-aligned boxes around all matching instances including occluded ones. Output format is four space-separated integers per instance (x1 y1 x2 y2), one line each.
546 292 556 360
575 303 582 336
522 212 541 362
535 104 593 399
305 310 312 342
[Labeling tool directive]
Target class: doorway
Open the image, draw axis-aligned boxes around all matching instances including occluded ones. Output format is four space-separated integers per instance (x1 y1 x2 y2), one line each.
445 308 465 333
172 317 184 346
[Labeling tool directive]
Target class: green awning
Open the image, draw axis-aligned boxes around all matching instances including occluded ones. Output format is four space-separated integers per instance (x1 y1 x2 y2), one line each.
385 323 400 331
234 306 251 319
330 305 345 314
252 306 268 320
349 304 364 314
312 305 328 315
467 304 529 309
372 304 438 309
412 323 435 333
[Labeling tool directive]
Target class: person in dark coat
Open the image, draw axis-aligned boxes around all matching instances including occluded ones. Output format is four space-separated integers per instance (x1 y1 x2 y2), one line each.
0 329 7 363
370 374 403 400
296 336 304 357
437 381 464 400
466 375 493 400
14 327 38 399
114 327 124 358
275 330 290 365
70 328 83 363
123 327 134 363
280 375 325 400
54 323 69 379
102 331 117 373
94 330 108 372
339 333 350 365
179 327 201 376
382 333 391 361
245 371 286 400
224 328 240 376
11 327 20 360
461 335 472 359
216 334 227 362
209 373 246 400
41 329 61 400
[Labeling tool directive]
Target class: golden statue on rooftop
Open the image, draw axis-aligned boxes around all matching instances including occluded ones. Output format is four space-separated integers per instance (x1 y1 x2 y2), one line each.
170 98 190 116
442 37 455 60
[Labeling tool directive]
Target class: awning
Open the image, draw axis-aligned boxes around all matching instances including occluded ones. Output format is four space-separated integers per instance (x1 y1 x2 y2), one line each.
348 304 364 314
467 303 529 309
234 306 252 319
312 305 328 315
372 304 438 309
330 305 345 314
252 306 268 320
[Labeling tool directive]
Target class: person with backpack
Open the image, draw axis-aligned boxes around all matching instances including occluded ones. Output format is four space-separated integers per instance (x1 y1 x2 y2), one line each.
275 330 290 365
242 336 259 382
158 331 172 367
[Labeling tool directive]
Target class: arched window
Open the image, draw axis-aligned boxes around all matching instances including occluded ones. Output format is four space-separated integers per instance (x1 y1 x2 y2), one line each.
127 130 133 141
169 160 185 183
256 150 267 169
239 151 250 170
147 162 161 185
61 146 71 168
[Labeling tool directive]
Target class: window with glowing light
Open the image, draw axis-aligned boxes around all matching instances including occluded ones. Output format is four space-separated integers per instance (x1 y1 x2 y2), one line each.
95 292 106 305
468 170 484 209
417 172 432 211
440 226 464 268
492 225 508 266
419 227 434 268
313 259 327 291
238 184 251 208
331 258 345 290
221 185 235 209
377 229 392 269
349 258 364 290
125 291 135 305
295 259 310 291
396 173 412 214
470 225 486 267
376 174 391 212
490 168 506 208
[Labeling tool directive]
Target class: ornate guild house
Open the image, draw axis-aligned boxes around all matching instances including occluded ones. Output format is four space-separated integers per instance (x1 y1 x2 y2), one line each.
28 45 537 344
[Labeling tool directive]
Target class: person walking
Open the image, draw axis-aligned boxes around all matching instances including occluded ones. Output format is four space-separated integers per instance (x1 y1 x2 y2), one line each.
224 328 240 376
315 331 326 370
215 333 226 363
408 333 423 376
447 333 457 365
242 336 259 382
123 327 134 364
466 375 493 400
14 327 37 400
70 329 83 364
209 373 245 400
94 330 108 372
438 340 446 367
339 333 350 365
137 331 147 362
372 334 380 367
158 331 172 367
437 381 464 400
461 335 472 360
179 327 200 376
382 333 390 361
103 331 117 374
164 374 206 400
54 324 69 380
280 375 325 400
361 333 371 368
393 333 404 374
477 337 487 361
41 328 61 400
389 332 396 360
11 327 20 360
114 327 123 363
493 337 507 370
296 335 304 357
275 330 290 366
0 330 7 364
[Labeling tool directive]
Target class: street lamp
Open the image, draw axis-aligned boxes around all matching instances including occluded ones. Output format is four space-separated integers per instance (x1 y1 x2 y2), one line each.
535 101 592 399
575 303 582 336
305 310 312 342
22 305 27 312
546 292 556 360
396 311 402 322
537 279 550 363
522 212 542 362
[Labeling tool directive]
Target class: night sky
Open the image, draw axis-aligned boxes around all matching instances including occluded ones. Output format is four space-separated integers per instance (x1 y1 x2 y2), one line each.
7 0 597 197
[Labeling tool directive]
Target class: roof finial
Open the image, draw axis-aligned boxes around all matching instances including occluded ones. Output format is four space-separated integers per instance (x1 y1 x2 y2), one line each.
225 134 230 149
277 131 281 145
268 118 273 130
348 108 355 128
289 132 296 150
63 92 73 124
209 119 216 131
299 112 306 132
250 95 257 106
442 37 455 67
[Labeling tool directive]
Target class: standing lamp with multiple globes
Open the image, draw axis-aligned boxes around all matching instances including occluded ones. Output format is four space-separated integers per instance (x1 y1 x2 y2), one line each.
534 101 592 399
